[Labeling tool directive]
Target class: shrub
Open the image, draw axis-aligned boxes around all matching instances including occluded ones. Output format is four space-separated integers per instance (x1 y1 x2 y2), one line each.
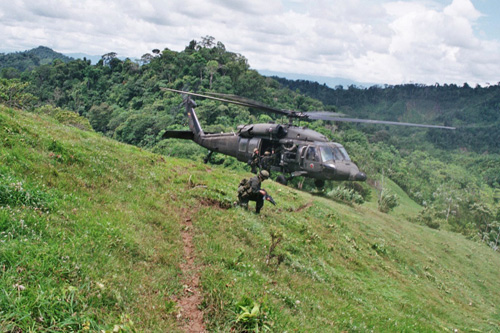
378 189 399 213
35 105 93 131
328 186 364 204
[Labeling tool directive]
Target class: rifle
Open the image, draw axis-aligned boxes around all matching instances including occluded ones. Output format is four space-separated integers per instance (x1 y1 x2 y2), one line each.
261 189 276 205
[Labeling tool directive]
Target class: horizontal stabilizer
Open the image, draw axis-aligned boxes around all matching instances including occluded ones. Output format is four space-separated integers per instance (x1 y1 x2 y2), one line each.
162 130 194 140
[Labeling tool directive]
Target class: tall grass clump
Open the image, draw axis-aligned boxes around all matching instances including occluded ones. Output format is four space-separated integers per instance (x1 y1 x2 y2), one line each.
0 174 54 210
378 189 399 213
327 185 364 204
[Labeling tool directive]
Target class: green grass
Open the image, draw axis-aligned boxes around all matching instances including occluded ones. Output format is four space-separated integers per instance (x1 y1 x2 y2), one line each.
1 105 500 331
0 106 184 331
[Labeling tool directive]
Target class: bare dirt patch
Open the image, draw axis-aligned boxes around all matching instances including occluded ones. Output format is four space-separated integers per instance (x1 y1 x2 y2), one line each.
294 201 313 212
177 216 206 332
199 198 232 209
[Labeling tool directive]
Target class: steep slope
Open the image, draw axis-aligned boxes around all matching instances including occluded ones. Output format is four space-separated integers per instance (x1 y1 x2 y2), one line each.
1 106 499 332
0 106 184 331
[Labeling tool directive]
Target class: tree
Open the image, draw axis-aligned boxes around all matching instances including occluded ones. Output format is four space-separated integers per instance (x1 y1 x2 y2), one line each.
102 52 117 67
0 78 37 109
1 67 21 79
205 60 219 89
88 103 114 133
140 53 154 66
199 35 215 49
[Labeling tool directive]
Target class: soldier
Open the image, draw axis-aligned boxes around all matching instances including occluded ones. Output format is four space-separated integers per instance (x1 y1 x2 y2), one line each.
260 150 273 173
237 170 270 214
247 147 260 174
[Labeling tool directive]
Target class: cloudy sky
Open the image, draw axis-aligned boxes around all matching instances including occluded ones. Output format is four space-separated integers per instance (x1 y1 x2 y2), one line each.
1 0 499 86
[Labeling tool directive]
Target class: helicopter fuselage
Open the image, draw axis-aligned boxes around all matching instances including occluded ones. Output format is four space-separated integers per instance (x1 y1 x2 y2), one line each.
185 112 367 182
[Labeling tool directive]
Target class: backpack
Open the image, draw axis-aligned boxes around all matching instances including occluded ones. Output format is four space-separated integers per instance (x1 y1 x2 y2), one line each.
238 178 251 196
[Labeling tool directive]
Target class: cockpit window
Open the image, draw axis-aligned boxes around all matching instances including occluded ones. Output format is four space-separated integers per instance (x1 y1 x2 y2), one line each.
339 147 351 161
320 146 351 161
320 146 334 162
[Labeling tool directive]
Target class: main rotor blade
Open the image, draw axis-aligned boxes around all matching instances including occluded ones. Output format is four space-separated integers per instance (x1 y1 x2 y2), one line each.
203 92 290 114
162 88 293 116
310 115 456 130
203 93 342 117
163 88 455 130
303 111 345 119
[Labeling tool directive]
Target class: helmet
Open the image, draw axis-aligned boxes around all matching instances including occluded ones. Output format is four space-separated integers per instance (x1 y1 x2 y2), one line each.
264 151 270 156
259 170 270 179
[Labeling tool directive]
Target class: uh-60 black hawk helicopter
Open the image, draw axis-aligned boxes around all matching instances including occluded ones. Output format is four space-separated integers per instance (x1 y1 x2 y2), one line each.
161 88 455 188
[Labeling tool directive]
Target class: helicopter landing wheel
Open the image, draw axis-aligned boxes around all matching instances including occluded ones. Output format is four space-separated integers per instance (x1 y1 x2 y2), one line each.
314 179 325 189
276 174 288 185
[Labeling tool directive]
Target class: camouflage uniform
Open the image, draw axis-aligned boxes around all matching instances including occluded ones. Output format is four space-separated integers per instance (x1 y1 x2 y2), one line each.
237 170 269 213
248 148 260 174
260 151 273 173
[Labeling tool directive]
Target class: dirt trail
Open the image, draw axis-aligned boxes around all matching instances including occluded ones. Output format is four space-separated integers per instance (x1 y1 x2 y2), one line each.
177 215 206 333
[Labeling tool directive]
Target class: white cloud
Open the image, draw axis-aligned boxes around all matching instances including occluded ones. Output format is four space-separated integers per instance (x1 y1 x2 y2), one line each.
0 0 499 85
444 0 481 20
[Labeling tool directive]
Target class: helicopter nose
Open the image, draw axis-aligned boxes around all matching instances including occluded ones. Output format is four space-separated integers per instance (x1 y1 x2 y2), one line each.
354 172 367 181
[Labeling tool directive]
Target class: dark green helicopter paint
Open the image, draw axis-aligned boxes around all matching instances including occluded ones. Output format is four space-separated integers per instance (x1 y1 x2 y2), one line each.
161 88 455 187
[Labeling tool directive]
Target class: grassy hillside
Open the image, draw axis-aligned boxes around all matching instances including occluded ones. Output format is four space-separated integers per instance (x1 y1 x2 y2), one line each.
1 106 499 332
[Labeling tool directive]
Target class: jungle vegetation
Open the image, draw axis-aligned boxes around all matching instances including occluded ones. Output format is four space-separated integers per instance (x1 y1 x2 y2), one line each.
1 36 499 250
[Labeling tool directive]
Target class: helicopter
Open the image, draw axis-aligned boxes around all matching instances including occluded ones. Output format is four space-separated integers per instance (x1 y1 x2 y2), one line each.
161 88 455 188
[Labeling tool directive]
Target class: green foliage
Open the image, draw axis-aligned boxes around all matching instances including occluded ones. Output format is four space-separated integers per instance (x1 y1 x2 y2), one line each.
152 139 207 161
233 297 271 332
415 206 443 229
327 185 364 204
35 105 93 131
378 189 399 213
0 78 37 109
87 102 114 133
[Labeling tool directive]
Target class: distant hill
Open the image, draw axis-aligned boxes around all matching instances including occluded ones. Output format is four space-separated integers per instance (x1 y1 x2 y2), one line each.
0 46 73 74
65 52 104 65
259 69 376 89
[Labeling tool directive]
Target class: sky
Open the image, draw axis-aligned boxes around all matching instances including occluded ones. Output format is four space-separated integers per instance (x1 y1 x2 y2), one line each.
1 0 499 86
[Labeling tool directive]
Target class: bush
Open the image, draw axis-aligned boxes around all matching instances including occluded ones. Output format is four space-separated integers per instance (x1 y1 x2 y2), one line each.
35 105 93 131
0 79 37 109
378 189 399 213
327 186 364 204
232 296 271 332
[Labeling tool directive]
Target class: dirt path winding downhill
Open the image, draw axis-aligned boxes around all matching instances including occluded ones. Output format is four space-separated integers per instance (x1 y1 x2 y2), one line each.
177 216 206 333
